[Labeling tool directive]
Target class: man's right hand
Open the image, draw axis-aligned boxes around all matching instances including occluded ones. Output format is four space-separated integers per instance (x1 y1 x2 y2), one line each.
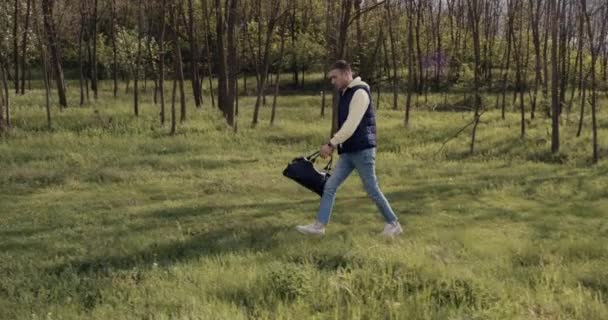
320 144 334 159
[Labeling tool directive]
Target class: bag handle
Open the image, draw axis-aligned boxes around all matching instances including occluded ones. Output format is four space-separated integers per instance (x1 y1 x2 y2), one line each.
306 150 333 171
323 156 333 172
306 151 321 162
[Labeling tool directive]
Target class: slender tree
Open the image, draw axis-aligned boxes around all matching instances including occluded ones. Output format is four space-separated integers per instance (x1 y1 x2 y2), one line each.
41 0 67 108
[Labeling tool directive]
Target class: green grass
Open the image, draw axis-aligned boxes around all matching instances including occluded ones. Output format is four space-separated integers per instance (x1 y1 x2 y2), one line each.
1 81 608 319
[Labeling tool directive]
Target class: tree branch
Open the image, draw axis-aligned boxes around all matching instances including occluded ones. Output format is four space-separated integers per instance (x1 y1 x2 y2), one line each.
348 0 387 27
434 110 486 156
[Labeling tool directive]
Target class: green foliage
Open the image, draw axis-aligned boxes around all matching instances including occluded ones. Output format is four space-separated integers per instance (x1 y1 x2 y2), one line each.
113 27 159 78
282 31 326 72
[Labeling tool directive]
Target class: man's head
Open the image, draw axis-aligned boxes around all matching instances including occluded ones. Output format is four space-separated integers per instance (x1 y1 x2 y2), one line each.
328 60 353 91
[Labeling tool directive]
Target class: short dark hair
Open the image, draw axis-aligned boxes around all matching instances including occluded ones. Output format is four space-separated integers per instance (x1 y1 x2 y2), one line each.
330 60 351 73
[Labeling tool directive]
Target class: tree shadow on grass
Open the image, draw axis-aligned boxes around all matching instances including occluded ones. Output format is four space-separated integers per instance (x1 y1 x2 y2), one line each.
145 198 322 221
48 224 287 278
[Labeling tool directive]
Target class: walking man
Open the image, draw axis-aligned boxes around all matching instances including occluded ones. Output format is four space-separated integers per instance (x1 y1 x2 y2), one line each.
296 60 402 237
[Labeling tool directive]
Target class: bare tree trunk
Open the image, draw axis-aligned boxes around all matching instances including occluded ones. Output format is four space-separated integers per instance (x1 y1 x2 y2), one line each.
550 0 560 153
42 43 52 129
42 0 68 108
415 1 424 93
85 35 91 102
111 0 118 97
252 0 281 127
226 0 238 127
602 51 607 81
235 73 239 116
13 0 19 94
159 0 167 125
134 0 143 117
577 70 589 137
541 0 550 112
201 0 215 108
365 18 384 108
20 0 32 95
521 11 531 133
33 0 51 129
529 0 542 120
215 0 228 116
78 1 86 106
291 0 299 87
271 22 286 126
385 1 398 111
0 67 5 132
172 1 186 123
321 93 326 118
513 0 525 137
243 75 248 95
557 0 568 116
435 0 443 85
468 0 482 154
501 0 515 120
568 2 584 115
215 0 232 117
91 0 98 100
381 29 390 106
405 0 415 127
147 35 157 105
581 0 607 163
170 77 177 134
187 0 201 108
331 0 354 136
1 64 8 127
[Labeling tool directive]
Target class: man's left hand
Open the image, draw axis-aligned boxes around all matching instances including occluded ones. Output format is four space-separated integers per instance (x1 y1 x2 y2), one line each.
320 144 334 159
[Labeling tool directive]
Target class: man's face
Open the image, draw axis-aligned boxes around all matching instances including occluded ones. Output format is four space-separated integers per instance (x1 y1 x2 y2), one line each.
329 69 352 91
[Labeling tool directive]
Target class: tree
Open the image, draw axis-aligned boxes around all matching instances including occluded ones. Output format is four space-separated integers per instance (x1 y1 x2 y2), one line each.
529 0 543 120
0 66 4 132
13 0 19 94
214 0 238 126
111 0 118 97
251 0 283 127
404 0 416 127
550 0 560 153
201 0 215 109
581 0 607 163
186 0 201 108
170 0 186 125
501 0 516 120
20 0 32 95
385 0 399 111
467 0 483 154
159 0 167 125
41 0 67 108
33 0 51 129
78 0 87 106
134 0 143 117
91 0 99 100
270 13 288 126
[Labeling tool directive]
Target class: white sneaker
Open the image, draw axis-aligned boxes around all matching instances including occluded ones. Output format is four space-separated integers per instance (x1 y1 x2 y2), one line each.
381 221 403 237
296 222 326 235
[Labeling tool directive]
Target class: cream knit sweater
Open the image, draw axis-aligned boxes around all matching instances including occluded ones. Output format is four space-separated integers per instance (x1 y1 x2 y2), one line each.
329 77 371 147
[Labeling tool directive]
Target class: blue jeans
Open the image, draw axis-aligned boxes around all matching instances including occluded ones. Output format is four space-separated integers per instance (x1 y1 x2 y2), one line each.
316 148 398 225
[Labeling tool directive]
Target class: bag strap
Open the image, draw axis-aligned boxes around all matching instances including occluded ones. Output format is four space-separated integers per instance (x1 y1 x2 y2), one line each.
323 156 333 172
306 150 332 171
306 151 320 161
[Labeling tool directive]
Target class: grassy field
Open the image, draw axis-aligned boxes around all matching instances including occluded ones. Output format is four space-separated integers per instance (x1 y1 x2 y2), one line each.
1 81 608 319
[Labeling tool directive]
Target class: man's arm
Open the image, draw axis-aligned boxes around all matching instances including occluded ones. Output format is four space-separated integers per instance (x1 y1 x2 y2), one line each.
329 89 370 147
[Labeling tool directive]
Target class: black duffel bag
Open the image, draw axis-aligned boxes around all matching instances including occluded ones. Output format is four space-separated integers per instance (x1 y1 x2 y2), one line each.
283 151 333 196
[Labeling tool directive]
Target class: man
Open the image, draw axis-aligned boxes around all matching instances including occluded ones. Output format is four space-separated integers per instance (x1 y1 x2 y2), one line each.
296 60 402 237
